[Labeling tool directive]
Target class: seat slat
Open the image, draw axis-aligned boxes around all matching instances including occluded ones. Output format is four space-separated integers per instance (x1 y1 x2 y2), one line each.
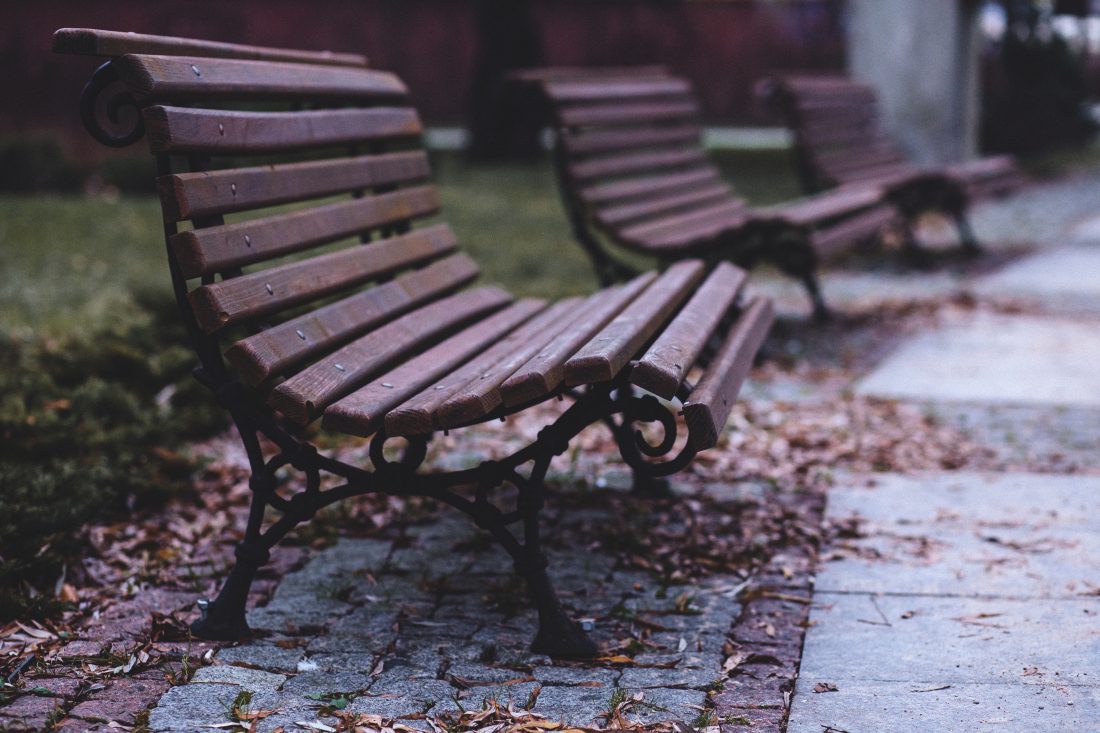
581 168 720 205
53 28 368 67
159 150 431 222
619 200 748 250
629 262 748 399
569 147 708 181
810 203 897 260
757 185 883 228
188 223 457 333
544 78 692 103
172 184 439 278
385 298 584 436
557 99 700 128
597 183 734 227
270 286 513 425
226 253 479 385
144 106 422 154
683 297 774 450
323 300 546 438
564 260 706 385
113 54 407 101
500 274 657 407
563 125 702 156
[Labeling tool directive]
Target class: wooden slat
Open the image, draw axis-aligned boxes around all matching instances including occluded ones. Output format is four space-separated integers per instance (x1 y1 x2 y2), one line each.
144 105 422 154
53 28 368 67
597 184 734 227
544 78 692 103
158 150 430 222
225 253 479 385
619 200 748 250
629 263 747 399
558 99 699 128
569 148 708 181
810 203 896 260
510 65 670 84
759 185 883 228
581 168 720 205
171 184 440 278
563 125 702 155
500 274 657 407
323 300 546 437
385 298 583 436
683 297 774 450
564 260 706 385
188 224 457 333
113 54 407 101
270 287 513 425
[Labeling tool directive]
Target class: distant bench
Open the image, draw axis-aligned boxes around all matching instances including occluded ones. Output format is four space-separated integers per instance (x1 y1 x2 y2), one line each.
54 28 774 657
759 74 1025 255
521 66 900 319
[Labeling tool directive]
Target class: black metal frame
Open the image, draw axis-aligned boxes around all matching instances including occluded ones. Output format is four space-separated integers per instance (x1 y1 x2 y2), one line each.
77 60 706 657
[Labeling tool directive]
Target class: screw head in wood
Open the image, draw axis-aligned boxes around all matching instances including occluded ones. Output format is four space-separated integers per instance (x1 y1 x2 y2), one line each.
265 283 273 295
191 64 201 76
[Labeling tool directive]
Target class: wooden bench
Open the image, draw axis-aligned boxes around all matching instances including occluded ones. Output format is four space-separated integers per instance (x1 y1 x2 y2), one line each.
528 67 900 319
759 74 1025 255
54 28 775 658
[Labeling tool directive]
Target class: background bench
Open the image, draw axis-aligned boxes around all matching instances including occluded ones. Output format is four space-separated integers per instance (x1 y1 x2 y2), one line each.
760 74 1026 255
531 66 899 319
54 28 774 658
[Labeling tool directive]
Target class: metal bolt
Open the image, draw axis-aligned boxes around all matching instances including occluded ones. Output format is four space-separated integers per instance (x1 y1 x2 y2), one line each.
335 363 346 372
579 618 596 631
434 385 446 390
296 329 306 340
230 183 237 195
244 234 252 247
381 382 394 389
191 64 201 76
265 283 273 295
218 123 224 135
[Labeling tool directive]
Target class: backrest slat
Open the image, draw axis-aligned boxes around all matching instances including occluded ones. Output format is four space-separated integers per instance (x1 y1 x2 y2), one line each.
114 54 407 101
53 28 368 67
158 151 431 221
562 125 702 156
144 106 422 154
171 184 440 278
569 148 707 181
544 78 693 103
558 100 700 128
226 253 480 385
188 224 458 333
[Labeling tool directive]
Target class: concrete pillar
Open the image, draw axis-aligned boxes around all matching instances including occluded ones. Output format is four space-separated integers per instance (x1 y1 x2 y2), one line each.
846 0 982 164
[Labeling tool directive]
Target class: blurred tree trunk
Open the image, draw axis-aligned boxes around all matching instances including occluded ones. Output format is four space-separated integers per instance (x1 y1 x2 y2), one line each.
468 0 545 161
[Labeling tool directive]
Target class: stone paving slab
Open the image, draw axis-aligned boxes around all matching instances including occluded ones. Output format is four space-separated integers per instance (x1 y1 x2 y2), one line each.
788 679 1100 732
788 472 1100 732
972 246 1100 313
855 312 1100 406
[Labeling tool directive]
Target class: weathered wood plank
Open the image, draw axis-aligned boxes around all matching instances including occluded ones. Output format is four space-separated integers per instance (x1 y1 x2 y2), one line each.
755 186 883 228
683 297 774 450
597 183 734 227
171 184 440 278
544 78 692 103
323 300 546 437
581 168 720 205
225 253 479 385
188 224 457 333
113 54 406 101
568 147 707 181
144 105 422 154
564 260 706 385
158 150 430 222
618 200 748 250
810 203 896 260
500 274 657 407
557 99 699 128
270 286 513 425
52 27 368 66
563 125 702 155
629 262 747 399
385 298 583 436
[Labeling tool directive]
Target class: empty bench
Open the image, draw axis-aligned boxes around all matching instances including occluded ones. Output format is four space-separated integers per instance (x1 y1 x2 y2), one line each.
530 67 899 319
54 28 775 658
760 74 1025 254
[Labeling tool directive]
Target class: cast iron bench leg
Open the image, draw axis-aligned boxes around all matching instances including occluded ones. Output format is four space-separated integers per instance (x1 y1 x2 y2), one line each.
954 210 982 256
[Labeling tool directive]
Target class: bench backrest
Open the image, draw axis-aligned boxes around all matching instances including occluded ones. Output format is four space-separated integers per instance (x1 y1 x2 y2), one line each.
60 33 504 427
543 68 742 256
762 75 910 191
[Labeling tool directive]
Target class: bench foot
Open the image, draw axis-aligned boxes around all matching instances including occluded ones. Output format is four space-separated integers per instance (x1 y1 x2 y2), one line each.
525 564 599 658
954 213 982 256
190 542 266 641
800 272 831 322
